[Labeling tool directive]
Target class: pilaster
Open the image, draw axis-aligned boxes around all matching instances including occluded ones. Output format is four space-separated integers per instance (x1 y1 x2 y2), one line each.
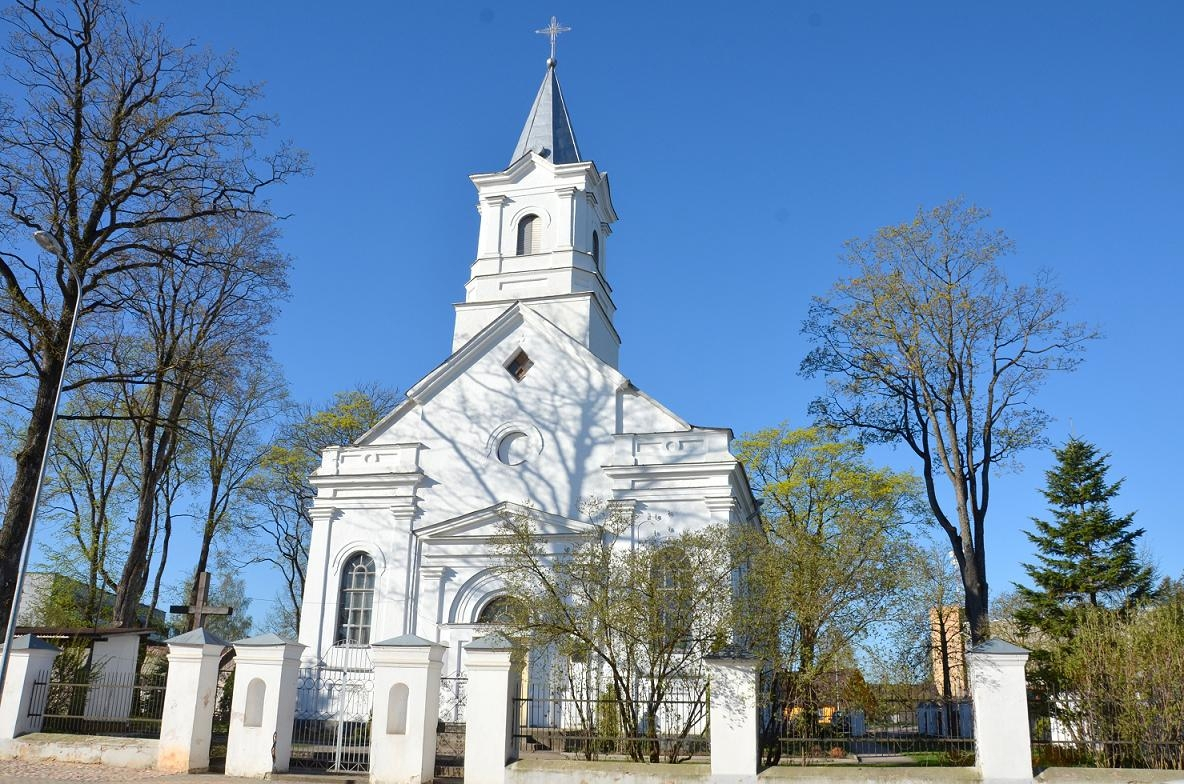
477 195 509 260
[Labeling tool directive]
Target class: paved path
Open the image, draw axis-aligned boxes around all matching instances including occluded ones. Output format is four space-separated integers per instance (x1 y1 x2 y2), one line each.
0 759 235 783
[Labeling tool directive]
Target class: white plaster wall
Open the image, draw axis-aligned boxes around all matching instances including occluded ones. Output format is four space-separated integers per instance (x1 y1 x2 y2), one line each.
376 319 620 523
298 308 745 661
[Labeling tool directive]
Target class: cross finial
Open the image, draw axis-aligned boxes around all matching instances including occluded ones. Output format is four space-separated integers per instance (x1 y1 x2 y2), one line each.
535 16 570 66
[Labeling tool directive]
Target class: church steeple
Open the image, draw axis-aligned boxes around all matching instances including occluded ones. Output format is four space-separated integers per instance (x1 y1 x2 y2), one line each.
510 62 581 165
453 25 619 367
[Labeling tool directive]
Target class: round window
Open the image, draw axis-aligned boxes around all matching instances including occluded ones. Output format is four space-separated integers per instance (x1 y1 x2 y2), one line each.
496 431 531 466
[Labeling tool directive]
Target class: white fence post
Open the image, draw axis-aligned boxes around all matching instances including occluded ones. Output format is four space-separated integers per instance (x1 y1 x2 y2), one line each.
463 633 522 784
967 639 1033 784
704 654 759 782
369 634 446 784
157 628 228 773
224 634 305 778
0 635 59 739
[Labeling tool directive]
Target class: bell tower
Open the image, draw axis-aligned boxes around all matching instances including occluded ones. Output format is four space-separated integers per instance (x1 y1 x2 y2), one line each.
453 48 620 367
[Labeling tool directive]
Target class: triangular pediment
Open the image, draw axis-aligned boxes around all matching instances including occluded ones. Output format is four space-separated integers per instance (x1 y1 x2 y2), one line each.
356 302 628 445
416 501 597 543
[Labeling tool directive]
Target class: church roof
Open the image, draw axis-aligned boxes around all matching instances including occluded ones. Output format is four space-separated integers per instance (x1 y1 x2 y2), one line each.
510 61 581 166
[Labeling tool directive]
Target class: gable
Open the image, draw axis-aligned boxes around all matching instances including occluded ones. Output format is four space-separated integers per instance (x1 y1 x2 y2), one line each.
360 304 625 445
417 501 596 543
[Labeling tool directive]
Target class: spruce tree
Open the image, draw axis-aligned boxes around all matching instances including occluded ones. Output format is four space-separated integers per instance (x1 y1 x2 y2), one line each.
1015 437 1154 638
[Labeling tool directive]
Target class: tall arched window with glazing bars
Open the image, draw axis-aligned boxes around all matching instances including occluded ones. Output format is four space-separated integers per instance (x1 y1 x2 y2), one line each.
337 552 376 645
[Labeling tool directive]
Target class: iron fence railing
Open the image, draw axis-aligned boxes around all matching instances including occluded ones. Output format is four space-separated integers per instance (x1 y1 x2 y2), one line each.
768 695 974 767
1030 689 1184 770
439 673 467 724
27 668 167 738
513 678 710 763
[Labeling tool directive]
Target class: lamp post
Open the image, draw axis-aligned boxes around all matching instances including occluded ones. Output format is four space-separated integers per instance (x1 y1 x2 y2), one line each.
0 230 83 695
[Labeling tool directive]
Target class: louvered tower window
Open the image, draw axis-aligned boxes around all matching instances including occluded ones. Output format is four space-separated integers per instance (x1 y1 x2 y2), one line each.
591 231 600 268
337 552 375 645
516 214 540 255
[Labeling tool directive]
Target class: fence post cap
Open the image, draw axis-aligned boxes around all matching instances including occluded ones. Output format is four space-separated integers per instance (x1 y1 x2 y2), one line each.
968 639 1029 656
5 634 59 653
168 628 229 648
464 632 516 651
372 633 441 648
232 633 295 646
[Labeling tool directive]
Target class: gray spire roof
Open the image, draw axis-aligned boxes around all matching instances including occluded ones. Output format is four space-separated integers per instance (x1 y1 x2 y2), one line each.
510 61 581 166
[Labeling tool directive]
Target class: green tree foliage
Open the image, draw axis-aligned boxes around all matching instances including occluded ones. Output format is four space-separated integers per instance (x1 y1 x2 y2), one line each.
243 385 398 635
802 199 1095 643
734 425 921 676
1015 437 1155 639
1044 600 1184 770
495 500 734 763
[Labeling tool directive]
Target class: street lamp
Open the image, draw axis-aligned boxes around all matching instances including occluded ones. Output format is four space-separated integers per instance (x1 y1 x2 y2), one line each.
0 230 84 695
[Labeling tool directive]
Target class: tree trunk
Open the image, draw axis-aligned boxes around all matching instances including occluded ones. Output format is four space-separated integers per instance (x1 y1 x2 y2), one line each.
962 557 990 645
0 320 69 630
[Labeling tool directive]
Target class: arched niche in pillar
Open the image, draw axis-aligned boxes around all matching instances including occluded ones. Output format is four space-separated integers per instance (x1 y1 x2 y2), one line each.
244 678 266 728
386 683 409 735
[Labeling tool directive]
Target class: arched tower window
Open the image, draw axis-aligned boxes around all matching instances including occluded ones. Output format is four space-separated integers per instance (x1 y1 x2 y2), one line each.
516 214 540 255
337 552 376 645
591 231 600 268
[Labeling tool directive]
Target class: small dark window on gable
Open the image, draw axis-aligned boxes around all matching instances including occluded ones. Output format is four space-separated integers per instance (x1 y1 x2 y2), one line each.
516 214 540 255
505 349 533 382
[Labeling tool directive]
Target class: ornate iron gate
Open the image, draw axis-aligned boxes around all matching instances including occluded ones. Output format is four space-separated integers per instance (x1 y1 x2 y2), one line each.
290 646 374 773
436 672 467 779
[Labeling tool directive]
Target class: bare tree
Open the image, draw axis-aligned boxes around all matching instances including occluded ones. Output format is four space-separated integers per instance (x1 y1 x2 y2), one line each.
40 387 133 623
184 361 284 629
241 385 399 633
0 0 304 627
802 199 1096 643
110 215 287 626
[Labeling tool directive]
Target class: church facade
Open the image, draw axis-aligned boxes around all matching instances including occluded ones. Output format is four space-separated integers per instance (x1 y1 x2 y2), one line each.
295 57 758 677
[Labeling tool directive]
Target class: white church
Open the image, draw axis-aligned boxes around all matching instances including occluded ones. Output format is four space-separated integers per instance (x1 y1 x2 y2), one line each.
295 50 758 679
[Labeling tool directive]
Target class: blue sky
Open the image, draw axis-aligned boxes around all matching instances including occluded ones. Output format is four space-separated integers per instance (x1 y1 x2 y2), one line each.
88 1 1182 623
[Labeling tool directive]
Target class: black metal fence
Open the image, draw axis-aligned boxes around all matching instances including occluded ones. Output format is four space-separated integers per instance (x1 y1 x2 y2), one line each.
771 697 974 766
27 668 167 738
513 678 709 763
1030 688 1184 770
762 672 974 768
207 666 235 771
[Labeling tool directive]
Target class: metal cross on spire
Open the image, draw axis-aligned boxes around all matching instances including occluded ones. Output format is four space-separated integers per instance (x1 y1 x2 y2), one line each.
535 16 571 64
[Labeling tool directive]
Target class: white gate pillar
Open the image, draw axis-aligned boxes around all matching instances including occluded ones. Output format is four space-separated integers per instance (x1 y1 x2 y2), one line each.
704 653 759 782
0 635 59 739
157 628 228 773
463 633 522 784
967 639 1033 784
369 634 446 784
225 634 305 778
